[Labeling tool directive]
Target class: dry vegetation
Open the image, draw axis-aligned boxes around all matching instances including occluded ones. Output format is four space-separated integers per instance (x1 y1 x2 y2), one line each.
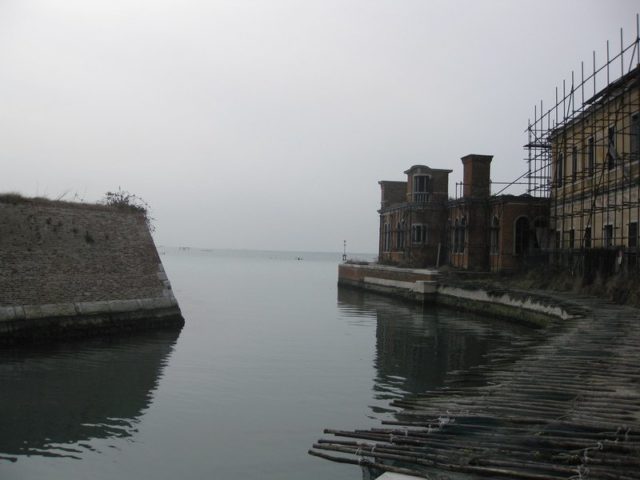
492 265 640 308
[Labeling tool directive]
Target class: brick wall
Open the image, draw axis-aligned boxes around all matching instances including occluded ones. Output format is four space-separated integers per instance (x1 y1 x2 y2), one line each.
462 154 492 199
489 198 550 272
379 181 407 208
0 199 167 306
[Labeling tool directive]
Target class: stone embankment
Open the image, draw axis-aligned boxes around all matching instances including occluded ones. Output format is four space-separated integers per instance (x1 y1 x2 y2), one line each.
338 263 586 326
0 196 184 342
310 264 640 478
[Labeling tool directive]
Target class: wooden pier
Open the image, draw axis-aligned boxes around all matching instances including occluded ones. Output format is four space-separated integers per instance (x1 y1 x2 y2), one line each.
310 293 640 479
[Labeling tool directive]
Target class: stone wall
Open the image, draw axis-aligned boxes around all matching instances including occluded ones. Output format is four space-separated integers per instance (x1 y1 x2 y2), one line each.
0 196 183 341
339 263 438 284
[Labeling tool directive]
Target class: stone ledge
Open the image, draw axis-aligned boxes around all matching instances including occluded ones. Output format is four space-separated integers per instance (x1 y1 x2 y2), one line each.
338 264 588 327
0 296 178 322
0 306 184 343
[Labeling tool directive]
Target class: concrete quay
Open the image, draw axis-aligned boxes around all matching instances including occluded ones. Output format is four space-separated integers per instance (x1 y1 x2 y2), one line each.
338 263 587 326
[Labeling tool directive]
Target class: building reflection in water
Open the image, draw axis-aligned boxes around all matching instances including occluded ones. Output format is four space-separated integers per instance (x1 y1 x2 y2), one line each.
337 287 535 404
0 330 180 461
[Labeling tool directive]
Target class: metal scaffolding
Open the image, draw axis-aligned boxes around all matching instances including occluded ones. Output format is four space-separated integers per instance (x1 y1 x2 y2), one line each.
525 15 640 274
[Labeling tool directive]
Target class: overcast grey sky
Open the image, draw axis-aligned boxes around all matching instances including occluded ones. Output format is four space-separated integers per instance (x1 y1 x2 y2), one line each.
1 1 638 253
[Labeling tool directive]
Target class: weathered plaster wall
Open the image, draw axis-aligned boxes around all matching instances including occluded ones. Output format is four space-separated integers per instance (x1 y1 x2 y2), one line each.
0 197 183 341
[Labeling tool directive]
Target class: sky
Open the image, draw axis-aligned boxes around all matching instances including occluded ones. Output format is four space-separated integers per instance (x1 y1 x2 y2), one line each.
1 0 638 253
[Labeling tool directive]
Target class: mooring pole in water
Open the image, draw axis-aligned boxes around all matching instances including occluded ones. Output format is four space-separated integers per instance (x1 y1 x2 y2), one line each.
342 240 347 261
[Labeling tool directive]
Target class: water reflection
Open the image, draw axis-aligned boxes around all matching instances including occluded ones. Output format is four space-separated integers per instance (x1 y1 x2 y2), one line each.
337 287 535 403
0 330 180 461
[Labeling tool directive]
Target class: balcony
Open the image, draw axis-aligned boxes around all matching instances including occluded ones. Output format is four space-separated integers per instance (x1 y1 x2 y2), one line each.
412 192 431 203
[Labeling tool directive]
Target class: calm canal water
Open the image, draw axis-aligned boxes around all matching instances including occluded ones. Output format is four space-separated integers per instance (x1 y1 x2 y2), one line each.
0 249 537 480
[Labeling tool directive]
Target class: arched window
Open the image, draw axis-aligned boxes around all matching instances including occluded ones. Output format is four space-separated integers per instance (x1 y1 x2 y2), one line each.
411 224 427 244
514 216 530 255
490 216 500 254
383 223 390 252
396 221 405 250
460 216 467 253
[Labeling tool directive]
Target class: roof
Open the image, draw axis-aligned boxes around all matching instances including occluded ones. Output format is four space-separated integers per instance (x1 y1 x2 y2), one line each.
378 180 406 186
403 165 453 175
549 65 640 140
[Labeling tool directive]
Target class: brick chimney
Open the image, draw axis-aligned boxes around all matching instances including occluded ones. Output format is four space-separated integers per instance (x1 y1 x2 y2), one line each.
461 154 492 198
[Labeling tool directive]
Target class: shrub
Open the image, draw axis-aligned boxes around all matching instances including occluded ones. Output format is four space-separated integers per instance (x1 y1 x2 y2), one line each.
102 188 155 232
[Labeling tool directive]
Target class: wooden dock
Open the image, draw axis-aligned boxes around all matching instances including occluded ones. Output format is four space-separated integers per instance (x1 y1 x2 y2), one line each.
309 293 640 479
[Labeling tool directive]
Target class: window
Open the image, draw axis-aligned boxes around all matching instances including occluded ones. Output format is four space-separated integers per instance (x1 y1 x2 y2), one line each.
396 222 405 249
412 175 431 203
383 223 391 252
569 229 575 249
584 227 592 248
460 217 467 253
453 220 459 253
588 137 595 175
607 125 617 170
632 113 640 162
556 152 564 187
453 218 466 253
514 217 529 255
411 224 427 244
490 216 500 254
629 222 638 249
572 146 578 182
533 218 547 250
604 224 613 248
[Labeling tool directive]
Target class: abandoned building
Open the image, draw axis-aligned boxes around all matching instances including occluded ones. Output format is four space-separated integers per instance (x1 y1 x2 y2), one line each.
378 155 549 271
448 155 549 271
377 24 639 274
378 165 451 266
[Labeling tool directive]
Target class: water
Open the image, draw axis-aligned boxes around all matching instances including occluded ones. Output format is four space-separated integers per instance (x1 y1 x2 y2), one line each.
0 248 536 480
